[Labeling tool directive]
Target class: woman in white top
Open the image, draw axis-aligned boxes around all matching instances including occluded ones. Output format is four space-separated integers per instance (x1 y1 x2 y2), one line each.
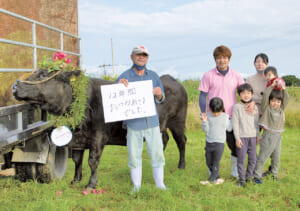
246 53 269 115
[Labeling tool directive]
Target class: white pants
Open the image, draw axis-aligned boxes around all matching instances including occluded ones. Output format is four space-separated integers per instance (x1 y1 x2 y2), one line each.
127 126 165 168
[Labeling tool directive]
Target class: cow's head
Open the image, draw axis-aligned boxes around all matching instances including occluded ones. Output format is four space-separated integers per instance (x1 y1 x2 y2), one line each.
12 69 81 115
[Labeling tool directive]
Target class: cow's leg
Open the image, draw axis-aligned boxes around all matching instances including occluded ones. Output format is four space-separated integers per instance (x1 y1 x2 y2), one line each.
162 131 169 151
170 126 187 169
71 149 84 184
86 141 104 189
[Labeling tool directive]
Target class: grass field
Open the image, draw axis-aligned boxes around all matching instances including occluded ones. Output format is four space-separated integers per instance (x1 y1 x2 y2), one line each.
0 81 299 210
0 127 299 210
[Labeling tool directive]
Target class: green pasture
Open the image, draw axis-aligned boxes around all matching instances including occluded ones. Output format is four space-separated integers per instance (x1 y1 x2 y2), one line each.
0 82 299 210
0 128 299 210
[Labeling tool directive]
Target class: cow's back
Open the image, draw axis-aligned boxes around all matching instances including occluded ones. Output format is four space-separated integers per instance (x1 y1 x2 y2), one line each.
158 75 188 131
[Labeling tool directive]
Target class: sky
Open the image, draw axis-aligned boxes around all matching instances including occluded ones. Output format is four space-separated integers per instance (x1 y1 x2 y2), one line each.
78 0 300 80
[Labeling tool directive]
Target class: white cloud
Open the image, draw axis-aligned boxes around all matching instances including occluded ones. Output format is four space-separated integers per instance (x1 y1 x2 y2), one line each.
79 0 300 39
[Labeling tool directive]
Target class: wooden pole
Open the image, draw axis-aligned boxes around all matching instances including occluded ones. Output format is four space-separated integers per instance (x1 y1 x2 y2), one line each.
111 38 115 75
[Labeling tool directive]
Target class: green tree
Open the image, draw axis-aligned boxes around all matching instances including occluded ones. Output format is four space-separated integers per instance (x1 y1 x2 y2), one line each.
282 75 300 87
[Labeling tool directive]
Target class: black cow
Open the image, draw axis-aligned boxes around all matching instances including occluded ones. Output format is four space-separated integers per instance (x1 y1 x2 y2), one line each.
13 69 187 189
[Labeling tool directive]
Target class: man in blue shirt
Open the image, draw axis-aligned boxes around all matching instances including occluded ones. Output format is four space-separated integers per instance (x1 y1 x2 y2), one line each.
116 45 166 192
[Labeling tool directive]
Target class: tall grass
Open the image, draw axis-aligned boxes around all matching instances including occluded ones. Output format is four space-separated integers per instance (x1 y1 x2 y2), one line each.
181 79 200 103
287 87 300 100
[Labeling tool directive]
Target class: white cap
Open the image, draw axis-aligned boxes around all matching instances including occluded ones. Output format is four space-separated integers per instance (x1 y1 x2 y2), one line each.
132 45 149 56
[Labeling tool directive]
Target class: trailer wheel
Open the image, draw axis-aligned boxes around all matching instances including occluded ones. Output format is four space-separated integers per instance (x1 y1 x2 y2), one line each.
36 144 68 183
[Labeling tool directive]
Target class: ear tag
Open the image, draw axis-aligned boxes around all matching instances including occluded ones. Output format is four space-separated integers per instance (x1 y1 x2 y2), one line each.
70 75 76 82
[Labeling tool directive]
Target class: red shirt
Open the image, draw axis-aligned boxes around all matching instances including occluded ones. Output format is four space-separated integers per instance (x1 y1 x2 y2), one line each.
266 77 284 90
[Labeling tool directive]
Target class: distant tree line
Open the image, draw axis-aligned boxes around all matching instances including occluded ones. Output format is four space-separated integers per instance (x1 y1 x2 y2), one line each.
282 75 300 87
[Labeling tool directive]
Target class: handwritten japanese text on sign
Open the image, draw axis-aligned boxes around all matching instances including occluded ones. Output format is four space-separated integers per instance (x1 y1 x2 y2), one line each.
101 80 156 123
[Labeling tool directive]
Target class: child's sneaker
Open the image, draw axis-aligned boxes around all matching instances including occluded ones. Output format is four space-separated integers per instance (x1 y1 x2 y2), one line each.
214 178 224 185
200 180 210 185
253 178 263 184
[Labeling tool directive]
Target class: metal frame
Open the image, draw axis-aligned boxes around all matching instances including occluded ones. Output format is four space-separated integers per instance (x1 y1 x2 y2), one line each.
0 8 81 72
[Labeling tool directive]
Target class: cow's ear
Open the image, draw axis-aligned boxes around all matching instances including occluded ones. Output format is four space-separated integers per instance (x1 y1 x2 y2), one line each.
57 70 82 82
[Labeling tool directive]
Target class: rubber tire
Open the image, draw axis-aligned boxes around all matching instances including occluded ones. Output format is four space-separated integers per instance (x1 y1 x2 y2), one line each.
36 143 68 183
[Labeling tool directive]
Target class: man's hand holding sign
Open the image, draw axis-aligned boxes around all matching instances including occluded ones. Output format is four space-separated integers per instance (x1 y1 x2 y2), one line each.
101 80 157 123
